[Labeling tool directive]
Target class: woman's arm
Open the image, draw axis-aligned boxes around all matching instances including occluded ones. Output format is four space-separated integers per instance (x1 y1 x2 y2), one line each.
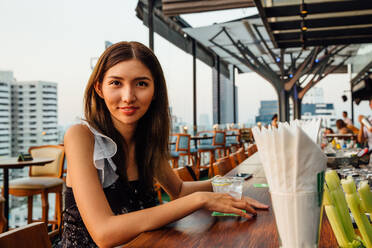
156 160 268 216
65 125 259 248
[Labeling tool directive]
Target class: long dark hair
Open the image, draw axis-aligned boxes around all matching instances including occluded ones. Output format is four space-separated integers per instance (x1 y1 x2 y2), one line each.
84 41 170 189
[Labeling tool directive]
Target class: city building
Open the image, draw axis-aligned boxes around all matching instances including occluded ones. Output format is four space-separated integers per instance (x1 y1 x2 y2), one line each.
11 81 59 156
301 103 337 128
212 66 238 124
255 87 337 128
255 100 278 125
0 71 13 157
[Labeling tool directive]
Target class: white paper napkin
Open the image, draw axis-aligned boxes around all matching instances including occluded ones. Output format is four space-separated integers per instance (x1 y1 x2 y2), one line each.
252 120 327 248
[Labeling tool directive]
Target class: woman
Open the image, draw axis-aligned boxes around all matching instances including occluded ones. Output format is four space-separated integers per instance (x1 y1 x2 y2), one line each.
335 119 353 135
62 41 268 247
271 114 278 128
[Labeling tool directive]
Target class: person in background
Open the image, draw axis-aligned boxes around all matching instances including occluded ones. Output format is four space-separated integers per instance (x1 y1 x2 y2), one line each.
342 111 353 125
61 41 268 247
335 119 353 135
357 98 372 148
271 114 278 128
325 127 334 135
342 111 359 134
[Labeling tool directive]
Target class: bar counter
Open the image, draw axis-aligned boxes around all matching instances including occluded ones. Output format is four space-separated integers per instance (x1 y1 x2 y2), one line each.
123 153 338 248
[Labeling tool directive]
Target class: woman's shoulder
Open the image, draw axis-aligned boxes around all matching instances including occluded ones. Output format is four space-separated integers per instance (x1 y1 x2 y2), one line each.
64 124 95 145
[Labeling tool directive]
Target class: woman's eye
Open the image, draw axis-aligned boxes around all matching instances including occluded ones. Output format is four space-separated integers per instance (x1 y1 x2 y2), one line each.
110 80 121 86
137 81 148 87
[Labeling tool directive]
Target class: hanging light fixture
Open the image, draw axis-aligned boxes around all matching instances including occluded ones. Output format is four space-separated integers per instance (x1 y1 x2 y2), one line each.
299 0 307 48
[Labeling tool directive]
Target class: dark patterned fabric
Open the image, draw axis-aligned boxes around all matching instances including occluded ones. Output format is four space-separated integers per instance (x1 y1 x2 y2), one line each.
58 179 158 247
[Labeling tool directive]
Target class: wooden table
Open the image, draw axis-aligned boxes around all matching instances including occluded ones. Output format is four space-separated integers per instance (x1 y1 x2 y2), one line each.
0 157 54 230
123 153 338 247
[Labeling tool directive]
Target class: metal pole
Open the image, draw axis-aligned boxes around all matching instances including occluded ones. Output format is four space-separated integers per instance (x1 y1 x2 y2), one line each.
217 56 221 124
278 89 289 122
3 168 9 231
232 66 236 123
148 0 154 50
192 39 197 134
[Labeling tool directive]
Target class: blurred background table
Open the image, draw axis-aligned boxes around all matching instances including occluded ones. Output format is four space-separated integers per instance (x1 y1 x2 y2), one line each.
123 153 338 248
0 157 54 230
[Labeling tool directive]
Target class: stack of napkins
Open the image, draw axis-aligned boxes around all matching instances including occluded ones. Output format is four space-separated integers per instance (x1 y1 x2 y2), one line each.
253 120 327 248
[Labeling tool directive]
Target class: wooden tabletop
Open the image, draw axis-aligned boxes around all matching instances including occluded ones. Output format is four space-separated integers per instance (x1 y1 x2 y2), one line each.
123 153 338 248
0 157 54 169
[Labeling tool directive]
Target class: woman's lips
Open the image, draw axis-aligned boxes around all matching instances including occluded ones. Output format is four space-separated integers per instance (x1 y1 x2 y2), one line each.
119 107 139 116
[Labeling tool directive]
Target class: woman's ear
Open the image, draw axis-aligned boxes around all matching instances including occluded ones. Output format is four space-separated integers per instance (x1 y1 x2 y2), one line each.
94 82 104 98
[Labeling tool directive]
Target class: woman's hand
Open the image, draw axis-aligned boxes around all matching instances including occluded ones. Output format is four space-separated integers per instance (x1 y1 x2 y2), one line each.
199 192 269 219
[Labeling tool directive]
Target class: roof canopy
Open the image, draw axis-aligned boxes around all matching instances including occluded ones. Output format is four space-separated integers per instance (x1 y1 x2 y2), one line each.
254 0 372 48
161 0 255 16
183 15 359 78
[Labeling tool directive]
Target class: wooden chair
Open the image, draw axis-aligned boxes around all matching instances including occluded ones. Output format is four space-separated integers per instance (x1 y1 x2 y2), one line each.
213 130 228 158
247 144 258 157
236 147 248 164
175 134 198 170
212 156 233 176
169 135 179 168
0 222 52 248
229 152 239 168
197 131 216 178
173 166 196 182
226 129 241 153
7 145 65 230
0 196 6 233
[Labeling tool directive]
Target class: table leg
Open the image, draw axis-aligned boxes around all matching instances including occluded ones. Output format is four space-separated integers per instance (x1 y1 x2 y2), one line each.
3 168 8 231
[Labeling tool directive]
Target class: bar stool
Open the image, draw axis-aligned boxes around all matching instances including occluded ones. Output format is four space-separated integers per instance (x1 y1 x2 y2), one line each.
213 130 228 158
197 131 216 178
226 129 241 153
169 135 179 168
6 145 65 230
174 134 198 177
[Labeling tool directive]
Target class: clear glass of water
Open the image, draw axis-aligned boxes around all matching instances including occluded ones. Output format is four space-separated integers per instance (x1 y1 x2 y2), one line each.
211 176 243 199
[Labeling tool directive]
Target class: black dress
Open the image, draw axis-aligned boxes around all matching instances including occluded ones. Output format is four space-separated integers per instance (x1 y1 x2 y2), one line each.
59 178 158 247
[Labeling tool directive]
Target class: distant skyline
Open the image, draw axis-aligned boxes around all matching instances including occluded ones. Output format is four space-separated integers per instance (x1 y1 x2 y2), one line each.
0 0 370 127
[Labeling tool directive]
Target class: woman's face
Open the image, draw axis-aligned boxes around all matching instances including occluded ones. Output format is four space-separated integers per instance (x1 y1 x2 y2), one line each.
96 59 155 128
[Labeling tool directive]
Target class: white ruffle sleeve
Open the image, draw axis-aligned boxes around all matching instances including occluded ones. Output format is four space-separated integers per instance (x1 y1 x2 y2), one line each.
83 122 119 188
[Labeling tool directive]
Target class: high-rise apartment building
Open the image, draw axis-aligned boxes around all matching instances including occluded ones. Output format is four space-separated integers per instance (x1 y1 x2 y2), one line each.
0 71 13 157
212 66 238 124
11 81 58 155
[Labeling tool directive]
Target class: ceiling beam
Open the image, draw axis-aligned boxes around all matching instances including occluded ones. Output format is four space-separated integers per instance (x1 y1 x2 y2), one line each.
265 1 372 18
274 27 372 41
136 1 231 77
269 14 372 31
277 36 372 48
253 0 278 48
161 0 255 16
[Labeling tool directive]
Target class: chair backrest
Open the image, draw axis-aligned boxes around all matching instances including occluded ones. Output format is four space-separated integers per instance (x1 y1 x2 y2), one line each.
236 148 247 164
175 134 191 153
229 152 239 168
169 135 177 151
0 222 52 248
213 131 226 146
197 131 213 145
0 196 6 233
213 156 233 176
29 145 65 178
173 167 196 181
247 144 258 156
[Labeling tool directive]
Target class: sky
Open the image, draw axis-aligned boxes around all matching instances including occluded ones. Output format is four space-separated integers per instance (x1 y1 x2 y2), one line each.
0 0 370 127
